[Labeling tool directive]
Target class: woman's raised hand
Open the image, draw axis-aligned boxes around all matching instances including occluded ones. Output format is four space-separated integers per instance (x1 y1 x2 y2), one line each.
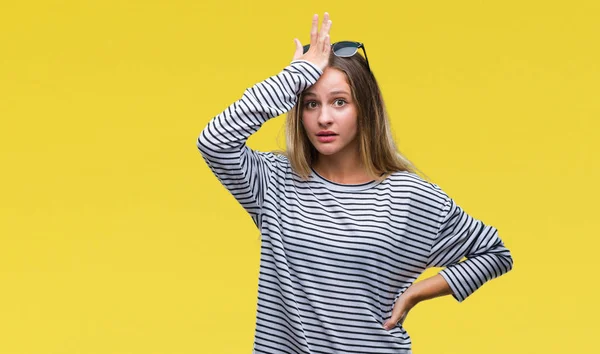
292 13 332 71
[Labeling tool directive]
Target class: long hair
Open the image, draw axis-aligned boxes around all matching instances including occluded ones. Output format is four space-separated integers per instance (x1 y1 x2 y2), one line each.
274 51 428 182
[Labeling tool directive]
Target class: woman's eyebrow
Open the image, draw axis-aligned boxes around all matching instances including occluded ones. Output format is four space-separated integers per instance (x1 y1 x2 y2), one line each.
304 90 351 97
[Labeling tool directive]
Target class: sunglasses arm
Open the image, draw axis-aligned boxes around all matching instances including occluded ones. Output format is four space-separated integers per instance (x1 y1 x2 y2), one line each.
360 46 371 73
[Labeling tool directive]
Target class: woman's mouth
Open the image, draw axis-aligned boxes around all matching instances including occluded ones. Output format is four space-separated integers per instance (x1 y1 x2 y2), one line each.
316 135 337 143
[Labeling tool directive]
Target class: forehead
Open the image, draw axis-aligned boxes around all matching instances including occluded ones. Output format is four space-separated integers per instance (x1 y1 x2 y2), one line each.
304 67 350 96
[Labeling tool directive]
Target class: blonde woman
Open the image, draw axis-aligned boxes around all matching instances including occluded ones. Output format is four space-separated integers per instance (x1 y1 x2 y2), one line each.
197 12 513 354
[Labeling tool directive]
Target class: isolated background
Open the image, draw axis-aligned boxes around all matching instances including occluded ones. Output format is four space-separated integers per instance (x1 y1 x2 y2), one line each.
1 0 598 353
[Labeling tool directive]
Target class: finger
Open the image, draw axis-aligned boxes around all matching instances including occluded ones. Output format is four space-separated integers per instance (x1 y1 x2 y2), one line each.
383 306 408 330
310 14 318 47
383 312 404 330
323 34 331 54
325 20 332 48
318 13 330 46
293 38 303 60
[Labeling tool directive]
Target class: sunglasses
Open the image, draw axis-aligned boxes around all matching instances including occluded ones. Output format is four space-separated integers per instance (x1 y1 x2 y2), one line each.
302 41 371 72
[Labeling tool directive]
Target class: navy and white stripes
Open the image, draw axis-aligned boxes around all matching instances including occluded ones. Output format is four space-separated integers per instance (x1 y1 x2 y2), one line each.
197 60 513 353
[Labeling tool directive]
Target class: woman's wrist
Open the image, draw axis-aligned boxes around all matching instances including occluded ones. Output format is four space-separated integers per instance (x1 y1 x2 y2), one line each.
401 287 421 308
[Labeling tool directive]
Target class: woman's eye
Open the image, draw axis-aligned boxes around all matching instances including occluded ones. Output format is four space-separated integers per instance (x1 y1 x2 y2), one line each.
334 99 347 107
304 101 317 109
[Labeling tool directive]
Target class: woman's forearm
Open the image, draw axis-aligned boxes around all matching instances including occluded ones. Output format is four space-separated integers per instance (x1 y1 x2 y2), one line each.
404 273 455 306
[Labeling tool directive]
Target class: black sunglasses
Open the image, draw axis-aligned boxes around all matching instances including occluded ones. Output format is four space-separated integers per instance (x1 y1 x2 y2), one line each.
302 41 371 72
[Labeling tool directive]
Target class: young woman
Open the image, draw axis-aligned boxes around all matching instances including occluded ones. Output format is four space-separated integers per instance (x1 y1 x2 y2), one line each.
197 12 513 354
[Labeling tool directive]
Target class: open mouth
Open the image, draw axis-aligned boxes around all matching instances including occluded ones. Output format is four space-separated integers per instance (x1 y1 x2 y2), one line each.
316 131 338 136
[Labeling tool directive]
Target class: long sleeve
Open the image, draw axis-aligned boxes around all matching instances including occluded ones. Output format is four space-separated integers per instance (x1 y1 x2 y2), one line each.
196 60 323 226
426 193 514 302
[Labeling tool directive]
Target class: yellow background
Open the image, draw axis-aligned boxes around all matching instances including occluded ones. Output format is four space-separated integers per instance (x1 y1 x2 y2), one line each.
1 0 598 353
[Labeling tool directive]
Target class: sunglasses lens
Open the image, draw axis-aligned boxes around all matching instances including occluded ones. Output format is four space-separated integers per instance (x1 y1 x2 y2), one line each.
302 44 310 54
332 41 359 57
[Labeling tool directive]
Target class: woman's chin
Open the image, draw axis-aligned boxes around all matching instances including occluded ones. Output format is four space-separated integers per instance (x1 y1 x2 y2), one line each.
314 147 340 156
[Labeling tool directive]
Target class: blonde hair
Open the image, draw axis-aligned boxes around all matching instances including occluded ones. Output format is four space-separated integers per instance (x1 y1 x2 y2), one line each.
273 52 428 182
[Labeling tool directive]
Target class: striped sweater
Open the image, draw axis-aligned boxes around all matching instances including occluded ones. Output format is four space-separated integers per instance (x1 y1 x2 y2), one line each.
196 60 514 354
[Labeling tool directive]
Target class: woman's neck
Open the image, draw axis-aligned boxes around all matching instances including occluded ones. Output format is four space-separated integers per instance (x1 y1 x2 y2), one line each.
313 153 373 184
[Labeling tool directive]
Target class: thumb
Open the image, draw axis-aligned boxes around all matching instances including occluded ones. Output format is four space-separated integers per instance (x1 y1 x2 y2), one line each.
292 38 303 61
383 310 407 330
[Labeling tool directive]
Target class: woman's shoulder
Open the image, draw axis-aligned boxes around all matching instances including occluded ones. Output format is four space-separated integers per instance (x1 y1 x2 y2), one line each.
267 150 291 166
386 170 449 201
253 150 294 174
386 169 428 185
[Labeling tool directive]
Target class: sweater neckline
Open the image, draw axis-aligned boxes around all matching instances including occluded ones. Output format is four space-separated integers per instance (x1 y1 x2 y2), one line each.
309 167 383 192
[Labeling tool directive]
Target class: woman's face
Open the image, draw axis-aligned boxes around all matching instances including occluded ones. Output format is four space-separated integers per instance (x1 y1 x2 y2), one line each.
301 67 359 159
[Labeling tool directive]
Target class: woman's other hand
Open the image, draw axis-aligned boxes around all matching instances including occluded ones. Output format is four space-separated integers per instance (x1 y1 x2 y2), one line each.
292 12 332 71
383 293 417 330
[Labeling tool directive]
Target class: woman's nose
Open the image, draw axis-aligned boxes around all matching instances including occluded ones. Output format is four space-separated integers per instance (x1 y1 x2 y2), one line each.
317 107 333 126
